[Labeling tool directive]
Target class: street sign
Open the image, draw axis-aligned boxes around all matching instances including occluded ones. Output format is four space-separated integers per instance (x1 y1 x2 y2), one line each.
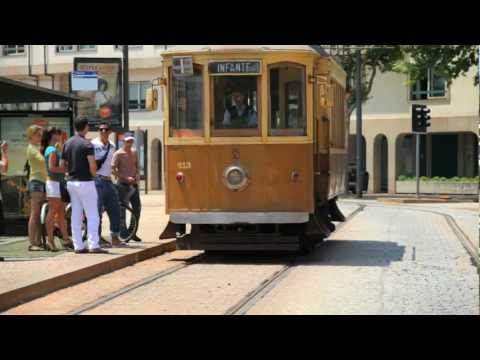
71 71 98 91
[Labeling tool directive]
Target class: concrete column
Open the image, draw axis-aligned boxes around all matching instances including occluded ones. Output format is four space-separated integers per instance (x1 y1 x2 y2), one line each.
388 135 397 194
365 136 375 193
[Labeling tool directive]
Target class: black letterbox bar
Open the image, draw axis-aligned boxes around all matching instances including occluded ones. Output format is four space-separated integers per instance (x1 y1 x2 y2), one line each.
209 61 261 75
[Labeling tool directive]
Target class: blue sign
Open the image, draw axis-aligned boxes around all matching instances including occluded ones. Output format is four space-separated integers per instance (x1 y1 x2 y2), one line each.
71 71 98 91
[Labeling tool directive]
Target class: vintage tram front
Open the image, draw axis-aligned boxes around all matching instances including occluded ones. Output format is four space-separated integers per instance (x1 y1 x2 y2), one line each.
158 45 349 252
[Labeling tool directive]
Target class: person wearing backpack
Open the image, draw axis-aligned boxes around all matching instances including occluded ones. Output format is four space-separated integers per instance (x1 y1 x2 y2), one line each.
92 121 127 248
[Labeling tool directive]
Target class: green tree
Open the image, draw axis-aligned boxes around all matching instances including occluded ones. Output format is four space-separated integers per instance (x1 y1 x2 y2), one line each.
316 45 479 118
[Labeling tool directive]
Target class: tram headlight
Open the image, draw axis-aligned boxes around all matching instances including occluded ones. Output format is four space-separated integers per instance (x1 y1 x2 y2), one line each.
223 165 249 191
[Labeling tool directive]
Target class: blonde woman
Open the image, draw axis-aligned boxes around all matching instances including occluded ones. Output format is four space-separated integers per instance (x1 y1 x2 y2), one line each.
26 125 47 251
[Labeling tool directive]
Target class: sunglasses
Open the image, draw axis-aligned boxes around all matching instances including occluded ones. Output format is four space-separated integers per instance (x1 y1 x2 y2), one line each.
99 128 111 132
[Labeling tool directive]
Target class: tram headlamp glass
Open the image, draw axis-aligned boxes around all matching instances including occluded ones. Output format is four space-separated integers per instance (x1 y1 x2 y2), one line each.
223 165 249 190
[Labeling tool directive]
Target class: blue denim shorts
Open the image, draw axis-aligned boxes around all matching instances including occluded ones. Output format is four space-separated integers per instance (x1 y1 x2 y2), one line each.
28 180 46 193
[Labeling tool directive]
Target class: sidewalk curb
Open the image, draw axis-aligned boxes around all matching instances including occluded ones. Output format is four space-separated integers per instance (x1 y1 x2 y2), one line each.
0 240 177 313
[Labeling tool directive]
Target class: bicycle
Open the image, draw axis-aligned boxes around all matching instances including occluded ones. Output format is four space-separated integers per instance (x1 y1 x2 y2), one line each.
41 200 139 246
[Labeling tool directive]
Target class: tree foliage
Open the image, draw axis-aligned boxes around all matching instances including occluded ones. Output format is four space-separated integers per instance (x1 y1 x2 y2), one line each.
318 45 479 117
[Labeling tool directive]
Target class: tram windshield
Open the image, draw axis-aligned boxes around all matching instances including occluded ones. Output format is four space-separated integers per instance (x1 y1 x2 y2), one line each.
213 76 258 132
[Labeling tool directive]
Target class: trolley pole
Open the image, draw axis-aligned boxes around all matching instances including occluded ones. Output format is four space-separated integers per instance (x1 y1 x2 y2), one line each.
355 49 363 198
123 45 129 131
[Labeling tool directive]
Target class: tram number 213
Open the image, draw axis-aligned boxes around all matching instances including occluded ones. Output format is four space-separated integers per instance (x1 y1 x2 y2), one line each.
177 161 192 170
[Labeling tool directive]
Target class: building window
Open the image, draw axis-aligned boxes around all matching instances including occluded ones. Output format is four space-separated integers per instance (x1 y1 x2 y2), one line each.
129 81 150 111
410 68 447 100
56 45 75 53
77 45 96 51
114 45 143 50
2 45 25 56
56 45 96 53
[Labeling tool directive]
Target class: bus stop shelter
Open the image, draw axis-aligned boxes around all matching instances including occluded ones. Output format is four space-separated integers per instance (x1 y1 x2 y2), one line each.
0 76 84 235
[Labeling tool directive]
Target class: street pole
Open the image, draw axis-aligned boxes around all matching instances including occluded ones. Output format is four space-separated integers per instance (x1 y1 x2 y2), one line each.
123 45 129 131
416 133 420 198
355 49 363 198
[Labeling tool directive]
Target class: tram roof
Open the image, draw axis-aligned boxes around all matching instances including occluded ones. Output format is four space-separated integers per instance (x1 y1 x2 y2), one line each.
162 45 329 56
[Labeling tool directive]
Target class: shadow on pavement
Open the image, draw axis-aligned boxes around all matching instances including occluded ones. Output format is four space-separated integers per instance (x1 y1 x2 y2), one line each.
305 240 406 267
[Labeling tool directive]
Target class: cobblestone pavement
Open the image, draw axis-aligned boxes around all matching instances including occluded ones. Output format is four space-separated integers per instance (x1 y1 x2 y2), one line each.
248 204 479 315
0 192 171 297
2 201 477 315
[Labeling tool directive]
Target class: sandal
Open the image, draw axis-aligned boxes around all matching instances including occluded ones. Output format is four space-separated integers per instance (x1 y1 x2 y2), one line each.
28 245 45 252
62 239 75 250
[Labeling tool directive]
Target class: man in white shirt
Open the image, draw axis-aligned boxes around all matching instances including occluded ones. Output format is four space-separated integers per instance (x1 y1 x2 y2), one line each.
92 121 126 248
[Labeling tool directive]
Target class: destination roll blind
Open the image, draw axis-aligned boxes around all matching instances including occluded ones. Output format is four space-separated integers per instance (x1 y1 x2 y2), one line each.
209 61 261 75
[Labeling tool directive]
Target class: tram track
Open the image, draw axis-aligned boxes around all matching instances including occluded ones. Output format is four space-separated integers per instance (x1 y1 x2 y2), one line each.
68 254 206 315
67 205 366 315
343 201 479 268
51 202 478 315
224 204 366 315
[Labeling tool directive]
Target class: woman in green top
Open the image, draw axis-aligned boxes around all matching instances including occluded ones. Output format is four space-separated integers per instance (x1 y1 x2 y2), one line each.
42 127 73 252
26 125 47 251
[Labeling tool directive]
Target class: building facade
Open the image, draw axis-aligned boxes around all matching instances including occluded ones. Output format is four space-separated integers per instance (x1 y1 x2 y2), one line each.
349 65 479 194
0 45 170 191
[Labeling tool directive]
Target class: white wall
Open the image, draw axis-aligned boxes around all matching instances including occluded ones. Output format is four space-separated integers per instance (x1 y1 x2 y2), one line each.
353 66 479 121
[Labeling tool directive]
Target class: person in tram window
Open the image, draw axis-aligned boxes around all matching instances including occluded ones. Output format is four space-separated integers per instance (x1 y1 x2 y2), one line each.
223 91 257 129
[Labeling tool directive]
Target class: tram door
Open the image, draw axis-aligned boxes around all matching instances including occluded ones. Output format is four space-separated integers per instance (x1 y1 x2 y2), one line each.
313 65 331 204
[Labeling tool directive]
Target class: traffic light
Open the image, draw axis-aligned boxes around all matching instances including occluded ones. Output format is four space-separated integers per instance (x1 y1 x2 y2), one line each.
412 104 432 133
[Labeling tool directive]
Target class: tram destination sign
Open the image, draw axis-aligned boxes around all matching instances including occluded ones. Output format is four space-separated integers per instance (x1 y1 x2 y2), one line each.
209 60 261 75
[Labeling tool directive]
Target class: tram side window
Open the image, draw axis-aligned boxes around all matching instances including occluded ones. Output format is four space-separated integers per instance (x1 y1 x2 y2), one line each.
170 66 203 137
269 64 306 136
213 76 259 133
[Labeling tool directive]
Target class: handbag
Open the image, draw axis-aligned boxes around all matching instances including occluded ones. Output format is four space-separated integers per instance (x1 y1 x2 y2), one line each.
60 180 70 203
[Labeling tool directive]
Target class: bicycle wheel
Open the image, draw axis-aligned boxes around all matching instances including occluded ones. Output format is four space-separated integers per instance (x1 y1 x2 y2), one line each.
40 202 49 248
119 205 139 243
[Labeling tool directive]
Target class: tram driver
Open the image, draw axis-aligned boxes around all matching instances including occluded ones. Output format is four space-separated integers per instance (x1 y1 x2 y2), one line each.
223 91 257 129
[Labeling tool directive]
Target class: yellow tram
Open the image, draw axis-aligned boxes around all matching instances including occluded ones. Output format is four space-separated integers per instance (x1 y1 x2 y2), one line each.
157 45 349 252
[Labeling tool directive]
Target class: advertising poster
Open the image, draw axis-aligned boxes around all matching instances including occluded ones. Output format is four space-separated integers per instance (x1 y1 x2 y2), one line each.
73 58 123 130
0 113 71 218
